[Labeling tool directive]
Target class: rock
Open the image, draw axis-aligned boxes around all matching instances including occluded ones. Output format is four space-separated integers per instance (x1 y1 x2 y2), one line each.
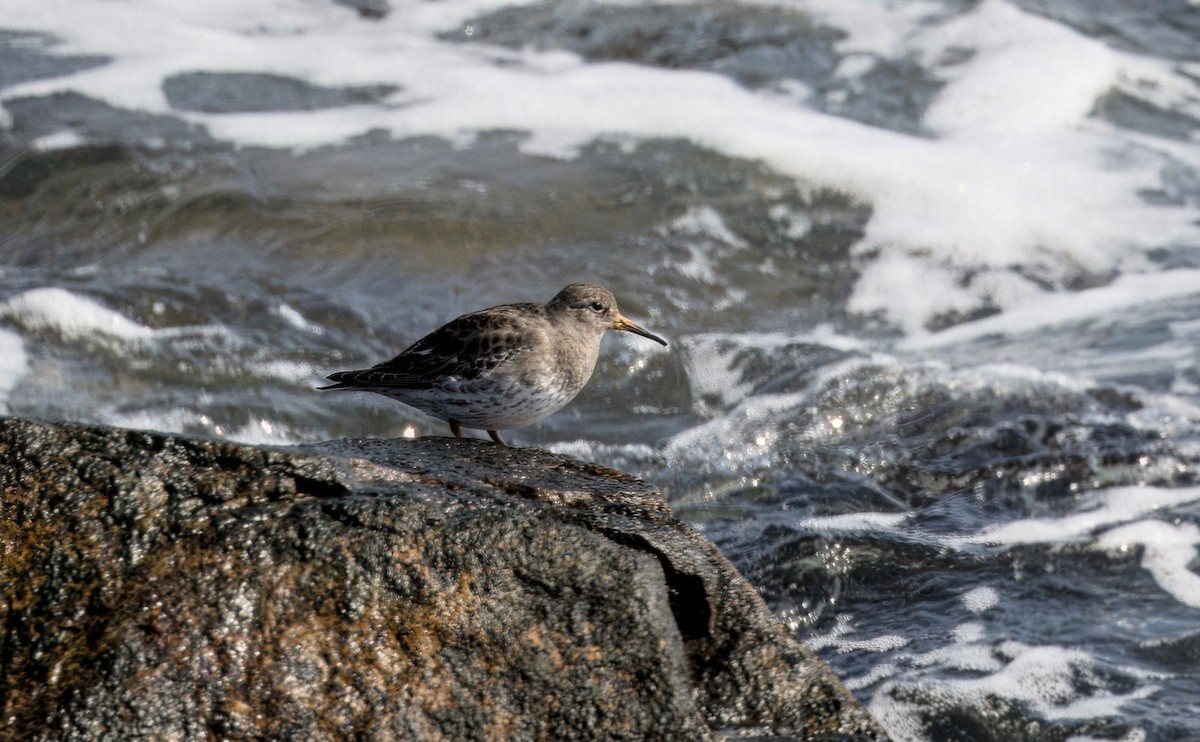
0 416 886 740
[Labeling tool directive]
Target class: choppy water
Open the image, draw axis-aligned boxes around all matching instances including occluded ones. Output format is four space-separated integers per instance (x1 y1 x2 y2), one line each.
3 1 1200 738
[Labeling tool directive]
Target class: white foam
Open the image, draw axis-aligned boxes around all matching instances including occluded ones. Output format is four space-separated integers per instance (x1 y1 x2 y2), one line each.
800 0 947 60
0 328 29 407
108 407 210 436
910 643 1003 673
1046 685 1158 722
33 130 86 150
667 205 748 249
961 586 1000 614
1095 520 1200 609
796 511 911 534
843 662 901 692
109 407 304 446
953 621 986 644
768 203 812 239
660 207 753 307
1128 393 1200 436
957 486 1200 547
806 614 908 653
663 392 790 470
872 642 1159 736
1 287 154 342
1114 55 1200 127
675 335 760 413
904 270 1200 350
804 614 854 651
830 633 911 654
918 0 1117 138
676 332 873 417
252 359 317 383
4 0 1198 333
275 303 323 334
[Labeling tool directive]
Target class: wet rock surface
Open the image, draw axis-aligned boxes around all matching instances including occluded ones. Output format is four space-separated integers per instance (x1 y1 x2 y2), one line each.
0 416 885 740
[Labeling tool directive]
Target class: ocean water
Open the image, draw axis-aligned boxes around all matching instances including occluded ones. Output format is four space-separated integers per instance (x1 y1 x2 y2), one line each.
3 0 1200 738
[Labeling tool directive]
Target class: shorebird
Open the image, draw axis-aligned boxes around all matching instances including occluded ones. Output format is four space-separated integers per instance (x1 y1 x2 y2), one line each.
319 283 667 444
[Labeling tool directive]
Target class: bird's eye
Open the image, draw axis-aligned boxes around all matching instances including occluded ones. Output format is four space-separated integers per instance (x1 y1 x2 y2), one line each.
589 301 605 312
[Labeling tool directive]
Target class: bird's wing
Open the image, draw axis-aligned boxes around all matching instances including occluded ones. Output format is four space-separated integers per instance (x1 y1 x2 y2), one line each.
322 304 541 390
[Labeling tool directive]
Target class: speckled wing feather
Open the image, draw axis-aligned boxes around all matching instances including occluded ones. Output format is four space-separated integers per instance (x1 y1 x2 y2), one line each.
320 304 542 390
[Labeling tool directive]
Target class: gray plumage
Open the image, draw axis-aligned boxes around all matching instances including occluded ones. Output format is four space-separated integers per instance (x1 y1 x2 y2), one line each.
320 283 667 444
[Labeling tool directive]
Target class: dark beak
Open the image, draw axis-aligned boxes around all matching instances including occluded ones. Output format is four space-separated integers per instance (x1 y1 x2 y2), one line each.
614 314 668 346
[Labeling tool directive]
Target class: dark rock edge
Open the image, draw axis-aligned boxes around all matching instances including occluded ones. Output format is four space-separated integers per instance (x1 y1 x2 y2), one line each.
0 416 886 741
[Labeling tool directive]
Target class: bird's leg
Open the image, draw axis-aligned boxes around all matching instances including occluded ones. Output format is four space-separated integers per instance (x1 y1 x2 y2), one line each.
488 430 507 446
449 420 463 439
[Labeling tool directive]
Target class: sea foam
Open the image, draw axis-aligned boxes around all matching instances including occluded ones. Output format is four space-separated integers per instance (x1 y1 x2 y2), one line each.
3 0 1198 335
1 287 154 343
0 329 29 407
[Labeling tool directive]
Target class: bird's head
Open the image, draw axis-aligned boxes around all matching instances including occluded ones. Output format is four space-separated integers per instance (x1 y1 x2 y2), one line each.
547 283 668 346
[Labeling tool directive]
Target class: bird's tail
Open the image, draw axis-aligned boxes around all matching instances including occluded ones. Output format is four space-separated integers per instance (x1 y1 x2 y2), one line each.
316 371 360 391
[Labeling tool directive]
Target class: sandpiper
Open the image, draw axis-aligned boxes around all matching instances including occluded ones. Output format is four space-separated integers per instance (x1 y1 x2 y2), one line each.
319 283 668 444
